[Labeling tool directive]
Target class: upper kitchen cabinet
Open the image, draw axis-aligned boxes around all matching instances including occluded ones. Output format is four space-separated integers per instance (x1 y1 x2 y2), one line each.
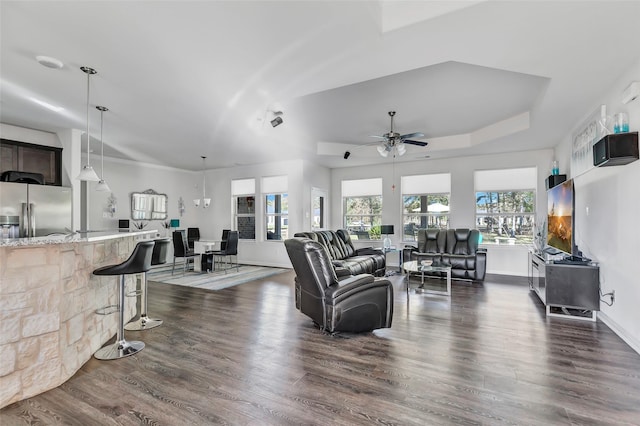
0 139 62 185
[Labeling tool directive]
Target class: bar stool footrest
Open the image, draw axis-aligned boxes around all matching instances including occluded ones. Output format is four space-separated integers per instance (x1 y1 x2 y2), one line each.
95 304 119 315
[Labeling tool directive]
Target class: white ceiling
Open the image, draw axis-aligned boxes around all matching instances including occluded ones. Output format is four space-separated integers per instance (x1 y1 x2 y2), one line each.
2 1 640 171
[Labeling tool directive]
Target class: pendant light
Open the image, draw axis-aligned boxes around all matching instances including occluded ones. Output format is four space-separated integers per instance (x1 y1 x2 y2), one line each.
95 106 111 192
76 66 100 181
193 156 211 208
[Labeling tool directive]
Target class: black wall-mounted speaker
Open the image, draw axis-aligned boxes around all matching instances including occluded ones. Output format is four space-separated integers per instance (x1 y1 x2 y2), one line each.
545 174 566 190
593 132 639 167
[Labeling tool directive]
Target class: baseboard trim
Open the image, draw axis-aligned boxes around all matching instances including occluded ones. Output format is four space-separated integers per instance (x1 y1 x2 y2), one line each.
487 270 528 277
485 273 529 285
238 260 292 269
597 311 640 356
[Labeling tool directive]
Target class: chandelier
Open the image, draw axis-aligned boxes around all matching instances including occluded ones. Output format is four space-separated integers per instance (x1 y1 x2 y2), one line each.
194 156 211 208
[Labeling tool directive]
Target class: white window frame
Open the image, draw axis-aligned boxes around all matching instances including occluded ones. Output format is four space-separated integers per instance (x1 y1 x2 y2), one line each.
262 175 288 242
265 193 288 241
474 168 537 246
401 173 451 242
342 178 383 241
311 187 327 231
232 178 256 240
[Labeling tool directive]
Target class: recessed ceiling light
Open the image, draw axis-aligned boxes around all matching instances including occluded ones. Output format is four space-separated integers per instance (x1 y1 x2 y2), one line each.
36 55 64 69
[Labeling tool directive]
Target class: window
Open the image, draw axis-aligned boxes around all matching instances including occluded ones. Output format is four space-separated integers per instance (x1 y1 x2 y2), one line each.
311 188 326 230
232 178 255 239
312 195 324 229
342 178 382 240
265 194 288 240
401 173 451 242
263 176 288 241
475 168 536 245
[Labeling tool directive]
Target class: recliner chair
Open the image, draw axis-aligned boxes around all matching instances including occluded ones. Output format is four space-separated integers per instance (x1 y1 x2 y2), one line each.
284 237 393 333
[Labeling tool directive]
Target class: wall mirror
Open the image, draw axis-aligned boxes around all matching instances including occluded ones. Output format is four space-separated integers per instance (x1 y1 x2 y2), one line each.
131 189 168 220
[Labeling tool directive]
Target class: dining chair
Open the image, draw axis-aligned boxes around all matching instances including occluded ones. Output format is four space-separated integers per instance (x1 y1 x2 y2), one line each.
212 230 238 272
172 230 198 275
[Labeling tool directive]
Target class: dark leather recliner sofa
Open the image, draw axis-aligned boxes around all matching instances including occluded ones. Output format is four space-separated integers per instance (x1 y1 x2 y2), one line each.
284 237 393 333
403 228 487 281
293 229 386 277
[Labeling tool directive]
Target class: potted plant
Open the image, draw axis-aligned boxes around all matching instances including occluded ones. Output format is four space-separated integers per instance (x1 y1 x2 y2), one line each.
133 221 148 231
161 221 171 237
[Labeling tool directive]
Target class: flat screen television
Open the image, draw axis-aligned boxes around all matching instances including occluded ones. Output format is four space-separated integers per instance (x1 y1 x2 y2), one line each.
547 179 574 256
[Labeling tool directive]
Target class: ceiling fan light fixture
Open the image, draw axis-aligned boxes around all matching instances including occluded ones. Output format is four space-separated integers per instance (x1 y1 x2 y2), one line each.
396 143 406 156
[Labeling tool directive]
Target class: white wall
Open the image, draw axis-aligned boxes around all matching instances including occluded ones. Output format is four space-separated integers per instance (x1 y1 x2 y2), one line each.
303 160 331 229
84 158 309 268
555 58 640 354
86 156 197 233
196 159 305 268
0 123 61 148
330 149 554 275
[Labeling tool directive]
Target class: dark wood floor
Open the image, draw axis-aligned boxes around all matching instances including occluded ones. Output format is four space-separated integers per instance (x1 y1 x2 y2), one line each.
2 270 640 425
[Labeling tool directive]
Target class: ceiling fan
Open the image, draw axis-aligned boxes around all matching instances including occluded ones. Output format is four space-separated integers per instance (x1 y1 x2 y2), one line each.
342 111 428 159
371 111 428 157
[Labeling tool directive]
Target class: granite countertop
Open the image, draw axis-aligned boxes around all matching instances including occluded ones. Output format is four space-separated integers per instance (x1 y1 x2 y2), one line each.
0 229 158 247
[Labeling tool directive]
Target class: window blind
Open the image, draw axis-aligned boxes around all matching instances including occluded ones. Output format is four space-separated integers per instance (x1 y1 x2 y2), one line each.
401 173 451 194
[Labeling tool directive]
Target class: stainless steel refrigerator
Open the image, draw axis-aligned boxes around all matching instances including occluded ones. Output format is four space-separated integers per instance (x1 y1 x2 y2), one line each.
0 182 72 238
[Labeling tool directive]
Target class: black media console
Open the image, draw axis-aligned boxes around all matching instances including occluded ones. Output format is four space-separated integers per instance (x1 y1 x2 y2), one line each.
528 250 600 321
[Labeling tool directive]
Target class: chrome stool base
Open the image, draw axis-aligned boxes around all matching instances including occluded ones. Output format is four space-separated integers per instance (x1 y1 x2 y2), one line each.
125 315 163 331
92 241 155 361
94 339 145 360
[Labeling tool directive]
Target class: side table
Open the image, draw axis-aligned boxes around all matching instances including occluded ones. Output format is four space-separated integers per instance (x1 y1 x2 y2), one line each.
382 248 403 276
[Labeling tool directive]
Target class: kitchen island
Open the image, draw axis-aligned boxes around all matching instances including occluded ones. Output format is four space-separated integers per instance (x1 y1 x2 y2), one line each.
0 230 157 408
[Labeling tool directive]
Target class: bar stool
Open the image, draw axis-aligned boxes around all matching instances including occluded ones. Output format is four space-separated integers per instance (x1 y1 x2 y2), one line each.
125 238 170 331
93 240 154 360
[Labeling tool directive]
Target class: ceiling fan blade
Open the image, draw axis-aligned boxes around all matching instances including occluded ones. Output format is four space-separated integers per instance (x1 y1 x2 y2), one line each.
404 140 429 147
400 132 425 139
369 135 387 140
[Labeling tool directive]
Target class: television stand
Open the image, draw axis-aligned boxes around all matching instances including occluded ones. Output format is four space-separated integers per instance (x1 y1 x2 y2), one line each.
528 250 600 322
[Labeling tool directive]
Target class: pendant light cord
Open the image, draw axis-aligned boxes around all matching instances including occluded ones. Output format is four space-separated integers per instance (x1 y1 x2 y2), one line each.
100 110 104 179
86 71 91 166
202 156 206 199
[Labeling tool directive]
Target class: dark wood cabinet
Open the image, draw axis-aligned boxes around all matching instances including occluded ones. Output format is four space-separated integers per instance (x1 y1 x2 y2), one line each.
0 139 62 185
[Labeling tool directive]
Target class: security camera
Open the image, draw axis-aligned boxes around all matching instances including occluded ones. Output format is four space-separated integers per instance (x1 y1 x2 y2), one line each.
344 151 351 159
270 116 283 127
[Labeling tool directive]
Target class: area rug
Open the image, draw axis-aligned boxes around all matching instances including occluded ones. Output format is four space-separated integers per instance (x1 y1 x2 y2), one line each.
148 264 290 291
